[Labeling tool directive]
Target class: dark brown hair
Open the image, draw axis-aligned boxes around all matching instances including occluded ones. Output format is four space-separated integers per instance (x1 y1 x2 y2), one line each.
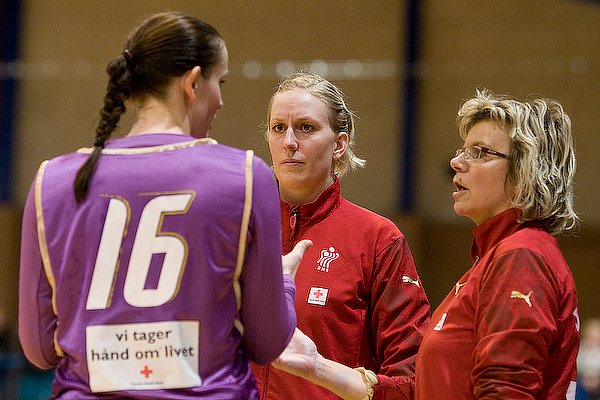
73 11 224 202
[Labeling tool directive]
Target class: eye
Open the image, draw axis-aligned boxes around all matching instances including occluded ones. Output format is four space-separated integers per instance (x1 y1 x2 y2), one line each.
299 123 313 132
271 123 286 133
465 146 484 160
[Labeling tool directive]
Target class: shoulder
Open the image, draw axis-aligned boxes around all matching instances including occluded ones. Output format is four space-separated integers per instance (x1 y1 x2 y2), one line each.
193 144 272 181
47 149 87 164
41 151 88 179
495 226 558 258
210 144 270 169
201 142 250 160
339 198 400 230
483 227 573 289
335 198 405 248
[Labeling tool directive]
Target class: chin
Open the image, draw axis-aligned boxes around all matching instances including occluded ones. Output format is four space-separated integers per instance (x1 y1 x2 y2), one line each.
277 175 306 190
453 204 468 219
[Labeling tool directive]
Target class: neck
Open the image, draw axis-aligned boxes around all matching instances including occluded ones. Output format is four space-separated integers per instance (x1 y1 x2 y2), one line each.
127 89 190 136
279 176 335 205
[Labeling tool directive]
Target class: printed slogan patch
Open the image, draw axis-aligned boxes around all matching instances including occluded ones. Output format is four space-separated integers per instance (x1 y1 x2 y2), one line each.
86 320 200 392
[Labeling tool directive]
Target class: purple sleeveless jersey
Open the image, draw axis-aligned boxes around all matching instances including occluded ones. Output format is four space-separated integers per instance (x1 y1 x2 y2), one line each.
19 134 296 399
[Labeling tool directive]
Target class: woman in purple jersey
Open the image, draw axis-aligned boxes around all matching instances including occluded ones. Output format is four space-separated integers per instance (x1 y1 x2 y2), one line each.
19 11 310 399
415 89 580 399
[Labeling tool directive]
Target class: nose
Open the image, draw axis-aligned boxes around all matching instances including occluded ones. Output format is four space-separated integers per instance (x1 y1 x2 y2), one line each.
283 127 298 150
450 153 467 172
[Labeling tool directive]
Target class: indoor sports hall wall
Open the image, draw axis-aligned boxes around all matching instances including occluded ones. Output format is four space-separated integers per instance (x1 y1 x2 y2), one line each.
1 0 599 329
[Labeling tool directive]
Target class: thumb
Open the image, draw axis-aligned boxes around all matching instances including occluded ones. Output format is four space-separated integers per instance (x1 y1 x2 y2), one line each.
281 240 313 278
291 239 313 258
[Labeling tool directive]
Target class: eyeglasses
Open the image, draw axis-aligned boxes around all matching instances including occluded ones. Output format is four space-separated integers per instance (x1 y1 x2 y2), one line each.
454 145 509 161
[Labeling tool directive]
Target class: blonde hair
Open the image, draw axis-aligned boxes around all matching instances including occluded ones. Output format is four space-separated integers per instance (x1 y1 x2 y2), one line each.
457 88 579 235
266 72 366 178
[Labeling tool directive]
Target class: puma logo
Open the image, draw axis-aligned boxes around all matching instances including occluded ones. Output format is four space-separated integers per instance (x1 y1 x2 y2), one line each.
510 290 533 308
402 276 420 288
454 281 467 296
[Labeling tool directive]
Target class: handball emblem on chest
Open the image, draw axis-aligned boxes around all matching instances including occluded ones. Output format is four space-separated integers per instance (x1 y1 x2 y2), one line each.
316 246 340 272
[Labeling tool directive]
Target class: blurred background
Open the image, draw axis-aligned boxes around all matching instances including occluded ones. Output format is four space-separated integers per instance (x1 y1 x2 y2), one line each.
1 0 599 398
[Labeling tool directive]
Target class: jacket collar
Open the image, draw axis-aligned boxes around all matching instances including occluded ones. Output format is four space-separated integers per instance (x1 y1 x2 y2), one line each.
280 179 342 242
470 208 523 263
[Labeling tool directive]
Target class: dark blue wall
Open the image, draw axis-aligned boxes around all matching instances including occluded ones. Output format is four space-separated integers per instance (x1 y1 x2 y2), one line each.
0 0 21 203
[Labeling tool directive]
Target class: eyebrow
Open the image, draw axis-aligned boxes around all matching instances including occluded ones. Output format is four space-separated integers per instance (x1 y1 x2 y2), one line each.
269 116 322 125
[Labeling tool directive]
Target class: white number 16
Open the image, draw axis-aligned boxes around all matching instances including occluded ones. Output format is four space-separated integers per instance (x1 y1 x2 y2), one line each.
86 193 194 310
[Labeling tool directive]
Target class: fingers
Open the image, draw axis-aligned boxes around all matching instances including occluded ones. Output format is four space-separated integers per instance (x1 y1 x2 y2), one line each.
281 240 312 278
291 239 313 258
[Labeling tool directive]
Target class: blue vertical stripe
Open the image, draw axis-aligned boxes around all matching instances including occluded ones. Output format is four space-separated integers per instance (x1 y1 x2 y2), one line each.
399 0 421 212
0 0 21 203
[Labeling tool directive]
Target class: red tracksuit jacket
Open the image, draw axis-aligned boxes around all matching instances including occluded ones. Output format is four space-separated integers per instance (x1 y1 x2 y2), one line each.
253 179 430 399
415 208 580 399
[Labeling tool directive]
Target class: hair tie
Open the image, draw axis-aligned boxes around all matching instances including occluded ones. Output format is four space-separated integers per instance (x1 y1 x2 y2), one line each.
122 49 135 71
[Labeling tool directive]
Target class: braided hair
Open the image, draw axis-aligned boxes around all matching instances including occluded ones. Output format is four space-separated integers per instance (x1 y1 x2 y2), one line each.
73 12 224 202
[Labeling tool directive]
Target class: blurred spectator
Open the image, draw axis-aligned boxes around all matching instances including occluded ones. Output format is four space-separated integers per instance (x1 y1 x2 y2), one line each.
0 308 11 393
0 308 53 399
577 318 600 400
18 362 54 400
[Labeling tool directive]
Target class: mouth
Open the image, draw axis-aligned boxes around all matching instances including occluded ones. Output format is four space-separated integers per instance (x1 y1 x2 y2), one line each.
453 179 468 192
281 159 303 166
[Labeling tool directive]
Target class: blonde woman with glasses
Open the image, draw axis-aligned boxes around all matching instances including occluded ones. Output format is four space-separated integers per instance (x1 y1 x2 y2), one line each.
415 88 580 400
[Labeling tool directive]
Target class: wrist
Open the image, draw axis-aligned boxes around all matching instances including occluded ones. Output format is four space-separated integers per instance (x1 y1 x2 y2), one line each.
311 355 369 400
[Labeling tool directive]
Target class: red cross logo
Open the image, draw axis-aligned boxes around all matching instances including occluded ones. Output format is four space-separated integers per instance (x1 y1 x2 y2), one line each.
140 365 153 378
308 287 328 306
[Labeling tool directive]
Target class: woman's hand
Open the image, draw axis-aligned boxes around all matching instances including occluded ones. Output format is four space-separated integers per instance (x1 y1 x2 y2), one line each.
272 327 319 379
281 239 312 278
272 327 371 400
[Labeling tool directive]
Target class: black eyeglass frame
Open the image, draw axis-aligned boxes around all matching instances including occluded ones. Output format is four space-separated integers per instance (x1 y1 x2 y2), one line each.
454 145 509 160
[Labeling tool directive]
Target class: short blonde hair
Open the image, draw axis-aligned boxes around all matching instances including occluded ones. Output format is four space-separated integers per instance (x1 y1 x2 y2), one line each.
457 88 579 235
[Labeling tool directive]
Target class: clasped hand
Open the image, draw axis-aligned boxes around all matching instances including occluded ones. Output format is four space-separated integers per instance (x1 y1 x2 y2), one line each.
271 327 319 380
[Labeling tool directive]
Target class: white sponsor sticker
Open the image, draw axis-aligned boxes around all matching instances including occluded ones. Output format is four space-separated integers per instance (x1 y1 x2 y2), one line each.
567 380 577 400
433 313 447 331
86 320 200 393
308 287 328 306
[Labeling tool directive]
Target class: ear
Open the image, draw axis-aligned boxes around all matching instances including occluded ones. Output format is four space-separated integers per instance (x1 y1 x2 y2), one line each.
181 66 202 103
332 132 349 161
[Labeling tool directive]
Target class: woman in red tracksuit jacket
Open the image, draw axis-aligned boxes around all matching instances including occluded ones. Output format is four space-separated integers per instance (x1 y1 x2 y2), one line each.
251 72 431 400
415 89 580 399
